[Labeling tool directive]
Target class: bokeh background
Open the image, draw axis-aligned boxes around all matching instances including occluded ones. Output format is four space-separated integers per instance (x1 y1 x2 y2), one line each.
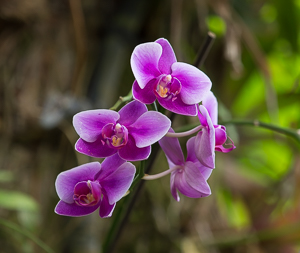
0 0 300 252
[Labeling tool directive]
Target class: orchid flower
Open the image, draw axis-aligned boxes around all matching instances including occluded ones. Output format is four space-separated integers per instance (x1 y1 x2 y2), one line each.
55 154 135 218
73 100 171 161
131 38 212 116
153 130 212 201
195 91 235 168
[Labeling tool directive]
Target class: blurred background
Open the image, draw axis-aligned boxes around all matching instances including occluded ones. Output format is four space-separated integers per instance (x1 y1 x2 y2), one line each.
0 0 300 252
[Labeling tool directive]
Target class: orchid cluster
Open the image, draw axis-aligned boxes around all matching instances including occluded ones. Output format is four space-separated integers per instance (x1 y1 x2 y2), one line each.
55 38 235 218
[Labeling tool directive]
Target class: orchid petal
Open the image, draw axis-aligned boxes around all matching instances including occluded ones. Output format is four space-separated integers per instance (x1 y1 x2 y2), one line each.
184 161 211 197
96 153 126 180
195 106 215 168
75 137 117 158
129 111 171 148
170 172 180 202
55 162 101 203
73 110 119 142
195 131 215 169
130 42 162 89
156 94 197 116
197 105 207 127
174 171 205 198
186 136 198 164
101 162 135 205
159 129 184 166
186 137 212 180
132 80 156 104
171 62 211 105
202 91 218 125
155 38 177 74
118 100 148 126
118 135 151 161
99 195 116 218
55 200 99 217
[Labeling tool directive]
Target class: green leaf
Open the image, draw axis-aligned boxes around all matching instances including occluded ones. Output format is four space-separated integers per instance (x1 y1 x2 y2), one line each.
0 190 39 211
205 15 226 36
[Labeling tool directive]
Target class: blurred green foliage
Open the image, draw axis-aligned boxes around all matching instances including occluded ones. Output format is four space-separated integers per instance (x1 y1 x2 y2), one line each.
0 190 39 212
206 15 226 36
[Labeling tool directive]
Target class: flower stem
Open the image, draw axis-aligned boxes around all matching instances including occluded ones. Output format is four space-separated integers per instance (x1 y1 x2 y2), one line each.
109 89 133 111
194 31 216 68
102 32 216 253
165 125 203 138
150 101 158 111
130 160 145 190
220 119 300 144
102 160 146 253
143 165 181 180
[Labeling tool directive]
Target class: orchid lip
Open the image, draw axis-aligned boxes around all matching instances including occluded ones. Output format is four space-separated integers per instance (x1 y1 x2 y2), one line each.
154 74 181 100
73 180 101 207
102 123 128 149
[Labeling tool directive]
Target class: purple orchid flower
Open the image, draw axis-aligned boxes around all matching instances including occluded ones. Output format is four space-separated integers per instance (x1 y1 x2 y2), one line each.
73 100 171 161
55 153 135 218
159 130 212 201
131 38 212 116
195 91 236 169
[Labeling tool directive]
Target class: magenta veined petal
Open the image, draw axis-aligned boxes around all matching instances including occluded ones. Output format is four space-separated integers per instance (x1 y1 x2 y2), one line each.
118 134 151 161
155 38 177 74
195 106 215 168
130 42 162 89
75 137 117 158
96 153 126 180
73 110 120 143
159 129 185 166
55 200 100 217
129 111 171 148
156 94 198 116
132 80 157 104
184 161 211 197
186 136 199 164
202 91 218 125
173 171 205 198
99 195 116 218
195 130 215 169
101 162 135 205
171 62 212 105
118 100 148 126
186 136 212 180
170 172 180 202
55 162 101 204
